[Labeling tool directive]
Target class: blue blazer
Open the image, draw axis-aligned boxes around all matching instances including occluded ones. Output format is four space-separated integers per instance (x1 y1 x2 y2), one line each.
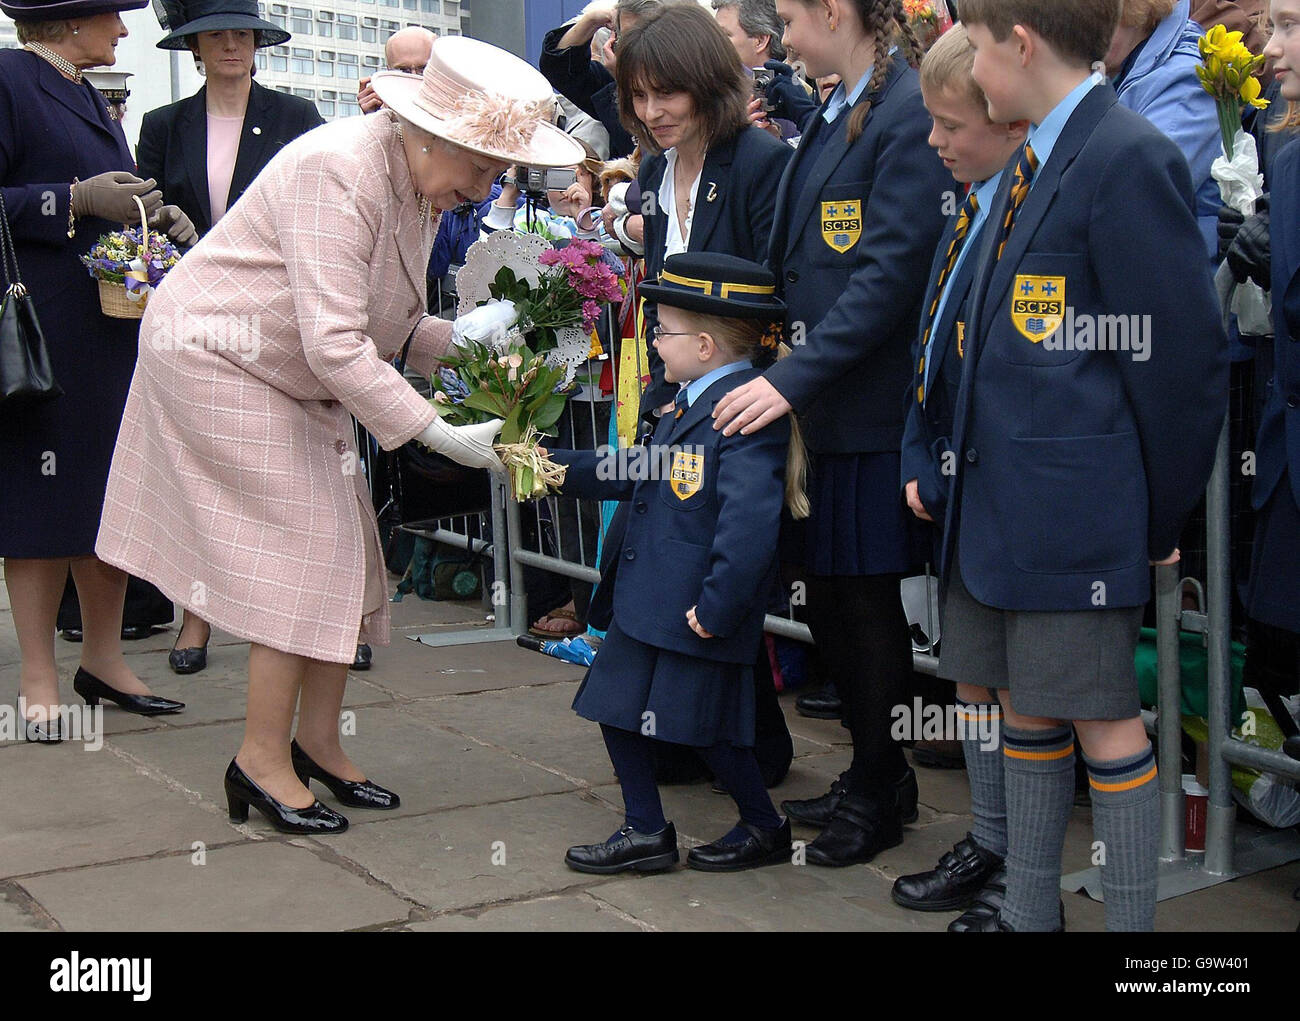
551 367 790 664
1254 135 1300 513
899 205 983 525
636 127 792 416
539 25 634 158
942 83 1229 611
136 81 323 237
763 59 953 454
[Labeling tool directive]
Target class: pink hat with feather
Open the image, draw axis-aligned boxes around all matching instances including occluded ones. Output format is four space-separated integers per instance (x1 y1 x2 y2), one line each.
370 36 585 169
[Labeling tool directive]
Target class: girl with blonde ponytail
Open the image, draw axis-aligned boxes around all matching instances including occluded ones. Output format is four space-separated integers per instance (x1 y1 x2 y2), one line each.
712 0 953 866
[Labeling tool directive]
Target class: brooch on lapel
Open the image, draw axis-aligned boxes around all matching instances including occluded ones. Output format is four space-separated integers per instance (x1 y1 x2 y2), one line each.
252 126 262 135
705 182 718 203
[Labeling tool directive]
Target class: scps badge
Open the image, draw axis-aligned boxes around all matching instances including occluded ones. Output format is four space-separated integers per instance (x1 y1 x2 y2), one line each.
670 450 705 501
1010 275 1065 343
821 200 861 254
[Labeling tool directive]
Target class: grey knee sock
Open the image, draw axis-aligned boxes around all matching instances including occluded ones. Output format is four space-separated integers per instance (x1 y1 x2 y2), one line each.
1000 723 1075 931
958 698 1006 858
1085 743 1159 932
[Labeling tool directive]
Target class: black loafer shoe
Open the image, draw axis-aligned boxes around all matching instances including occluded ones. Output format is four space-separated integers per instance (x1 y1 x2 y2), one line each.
948 865 1007 931
351 643 372 671
73 667 185 716
782 776 848 828
564 822 679 874
168 644 208 675
224 759 348 835
804 794 903 867
120 625 154 641
291 740 399 809
687 819 793 872
896 766 919 825
795 683 842 719
955 899 1066 933
60 629 83 643
892 833 1003 911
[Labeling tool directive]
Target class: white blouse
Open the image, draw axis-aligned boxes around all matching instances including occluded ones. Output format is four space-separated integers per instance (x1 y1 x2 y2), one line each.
659 147 702 259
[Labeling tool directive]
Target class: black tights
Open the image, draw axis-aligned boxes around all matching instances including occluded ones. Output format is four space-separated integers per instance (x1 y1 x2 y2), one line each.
805 573 912 802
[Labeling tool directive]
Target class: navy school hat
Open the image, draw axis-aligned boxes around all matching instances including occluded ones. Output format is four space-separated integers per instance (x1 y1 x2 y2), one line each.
639 252 787 320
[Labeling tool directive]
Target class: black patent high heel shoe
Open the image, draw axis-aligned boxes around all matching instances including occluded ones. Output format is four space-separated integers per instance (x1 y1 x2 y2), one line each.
73 667 185 716
19 702 61 744
168 619 210 675
224 758 349 834
291 740 400 809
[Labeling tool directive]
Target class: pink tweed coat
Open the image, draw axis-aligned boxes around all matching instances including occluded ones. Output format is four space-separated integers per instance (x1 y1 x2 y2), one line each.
97 110 455 663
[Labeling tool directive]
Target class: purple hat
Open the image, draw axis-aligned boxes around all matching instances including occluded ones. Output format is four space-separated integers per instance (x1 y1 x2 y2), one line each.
0 0 149 20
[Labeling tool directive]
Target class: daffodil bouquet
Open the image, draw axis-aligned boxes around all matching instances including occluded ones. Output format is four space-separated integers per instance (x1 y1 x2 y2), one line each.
1196 23 1269 160
430 237 625 500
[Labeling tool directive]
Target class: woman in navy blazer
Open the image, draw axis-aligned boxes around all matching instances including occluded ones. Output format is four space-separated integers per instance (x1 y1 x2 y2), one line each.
714 0 953 865
135 0 322 673
0 0 186 739
615 3 793 419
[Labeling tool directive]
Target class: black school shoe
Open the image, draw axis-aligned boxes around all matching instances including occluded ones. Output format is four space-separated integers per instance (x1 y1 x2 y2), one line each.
687 819 793 872
783 767 918 829
804 794 903 867
794 683 842 719
564 822 679 875
892 833 1004 911
946 867 1067 932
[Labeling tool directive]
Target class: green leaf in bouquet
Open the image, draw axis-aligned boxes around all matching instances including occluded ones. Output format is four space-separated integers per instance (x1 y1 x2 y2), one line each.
462 390 508 416
529 392 568 433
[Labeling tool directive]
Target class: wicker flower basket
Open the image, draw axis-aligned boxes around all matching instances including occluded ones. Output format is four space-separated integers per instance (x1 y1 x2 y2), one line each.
96 195 150 320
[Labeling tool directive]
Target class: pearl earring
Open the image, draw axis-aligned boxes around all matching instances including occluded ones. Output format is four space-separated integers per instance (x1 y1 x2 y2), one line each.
72 26 79 34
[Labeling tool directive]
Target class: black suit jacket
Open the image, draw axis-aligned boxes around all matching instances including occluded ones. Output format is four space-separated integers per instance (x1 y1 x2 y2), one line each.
136 81 324 236
540 25 635 158
637 126 793 416
763 60 953 454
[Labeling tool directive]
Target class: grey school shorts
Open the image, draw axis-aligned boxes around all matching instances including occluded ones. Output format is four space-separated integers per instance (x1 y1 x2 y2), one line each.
938 554 1144 721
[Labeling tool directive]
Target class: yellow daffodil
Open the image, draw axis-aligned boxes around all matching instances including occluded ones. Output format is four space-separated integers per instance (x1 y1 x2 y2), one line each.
1241 74 1269 110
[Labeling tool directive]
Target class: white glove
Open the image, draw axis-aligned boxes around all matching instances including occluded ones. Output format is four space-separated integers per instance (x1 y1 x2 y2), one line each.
451 299 518 353
417 416 504 473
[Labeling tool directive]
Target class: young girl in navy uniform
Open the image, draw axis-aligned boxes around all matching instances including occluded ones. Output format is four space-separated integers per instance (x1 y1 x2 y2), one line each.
549 252 807 874
713 0 953 865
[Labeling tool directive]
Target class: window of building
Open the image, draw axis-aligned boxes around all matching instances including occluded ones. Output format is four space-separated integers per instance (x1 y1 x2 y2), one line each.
363 54 381 70
444 27 458 35
275 85 292 94
269 2 287 29
270 45 289 71
317 97 335 117
361 16 378 42
339 96 361 117
337 13 357 39
291 46 313 74
444 0 457 14
289 6 311 33
317 49 335 76
381 19 399 33
337 52 359 79
420 0 439 11
255 51 267 69
316 12 332 37
293 87 314 100
380 0 398 7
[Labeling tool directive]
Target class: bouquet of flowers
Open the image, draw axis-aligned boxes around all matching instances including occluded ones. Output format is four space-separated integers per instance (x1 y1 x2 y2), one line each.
431 234 625 500
902 0 953 52
80 225 183 319
1197 24 1271 333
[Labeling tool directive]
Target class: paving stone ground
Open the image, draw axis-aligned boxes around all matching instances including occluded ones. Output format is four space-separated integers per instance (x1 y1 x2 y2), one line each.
1 569 1297 932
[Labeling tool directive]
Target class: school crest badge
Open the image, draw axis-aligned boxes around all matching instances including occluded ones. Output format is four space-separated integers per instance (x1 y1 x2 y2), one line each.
821 200 862 253
670 450 704 501
1010 275 1065 343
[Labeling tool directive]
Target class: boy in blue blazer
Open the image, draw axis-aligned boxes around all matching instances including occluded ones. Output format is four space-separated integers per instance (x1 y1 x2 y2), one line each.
893 23 1028 927
948 0 1228 930
549 253 803 875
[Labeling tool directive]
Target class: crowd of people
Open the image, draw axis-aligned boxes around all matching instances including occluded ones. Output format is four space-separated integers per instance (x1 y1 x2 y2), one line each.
0 0 1295 933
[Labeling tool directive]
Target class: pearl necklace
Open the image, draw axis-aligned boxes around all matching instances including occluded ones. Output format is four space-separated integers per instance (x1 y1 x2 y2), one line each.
394 122 432 227
24 43 82 83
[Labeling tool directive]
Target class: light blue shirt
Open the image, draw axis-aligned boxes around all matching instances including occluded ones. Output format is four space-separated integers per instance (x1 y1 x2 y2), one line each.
822 48 898 125
922 171 1005 398
684 359 753 407
1025 71 1106 187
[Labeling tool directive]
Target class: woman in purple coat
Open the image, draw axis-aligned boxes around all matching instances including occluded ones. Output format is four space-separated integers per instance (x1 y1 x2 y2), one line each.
0 0 196 741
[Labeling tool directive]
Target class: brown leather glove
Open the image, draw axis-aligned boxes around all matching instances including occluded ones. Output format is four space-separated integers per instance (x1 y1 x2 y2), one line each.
71 171 163 223
148 204 198 247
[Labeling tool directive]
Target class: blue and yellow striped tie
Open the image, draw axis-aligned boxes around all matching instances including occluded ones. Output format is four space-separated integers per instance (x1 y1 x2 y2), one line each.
917 191 978 404
996 142 1038 261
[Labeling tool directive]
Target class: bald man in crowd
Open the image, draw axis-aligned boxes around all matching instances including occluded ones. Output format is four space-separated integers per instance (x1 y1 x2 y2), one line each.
358 27 437 113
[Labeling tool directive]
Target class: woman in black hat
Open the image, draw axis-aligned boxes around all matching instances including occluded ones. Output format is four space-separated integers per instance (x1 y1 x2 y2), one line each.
136 0 324 675
0 0 194 741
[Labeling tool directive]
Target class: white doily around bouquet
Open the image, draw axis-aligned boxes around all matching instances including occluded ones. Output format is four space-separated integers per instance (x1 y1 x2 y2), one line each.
456 231 552 317
546 326 593 389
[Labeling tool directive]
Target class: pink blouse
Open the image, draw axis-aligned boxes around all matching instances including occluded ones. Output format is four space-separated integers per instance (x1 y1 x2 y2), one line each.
207 114 243 223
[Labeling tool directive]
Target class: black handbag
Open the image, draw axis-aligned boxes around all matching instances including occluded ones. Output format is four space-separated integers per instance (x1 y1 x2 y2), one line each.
0 191 61 409
375 325 490 566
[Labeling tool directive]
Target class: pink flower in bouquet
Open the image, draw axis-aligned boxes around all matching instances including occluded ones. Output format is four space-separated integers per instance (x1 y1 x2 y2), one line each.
540 239 625 330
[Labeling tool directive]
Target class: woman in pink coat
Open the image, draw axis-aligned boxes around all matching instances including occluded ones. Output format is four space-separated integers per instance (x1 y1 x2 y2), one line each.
96 37 584 834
